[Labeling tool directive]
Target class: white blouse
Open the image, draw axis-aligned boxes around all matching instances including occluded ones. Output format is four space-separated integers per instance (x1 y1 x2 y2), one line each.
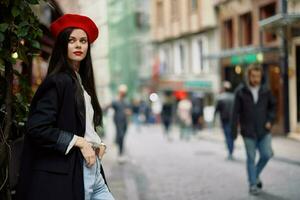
65 72 102 154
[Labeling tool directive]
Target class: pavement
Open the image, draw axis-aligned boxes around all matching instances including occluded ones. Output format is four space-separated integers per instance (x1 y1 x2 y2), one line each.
101 118 300 200
198 127 300 166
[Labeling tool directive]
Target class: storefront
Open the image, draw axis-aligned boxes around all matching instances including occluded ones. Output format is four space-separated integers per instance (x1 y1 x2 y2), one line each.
259 10 300 136
158 79 214 103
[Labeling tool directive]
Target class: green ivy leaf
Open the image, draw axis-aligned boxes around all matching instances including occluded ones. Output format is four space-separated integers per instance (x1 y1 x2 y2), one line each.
8 56 17 64
12 6 20 17
17 26 29 37
0 33 4 42
0 64 4 72
26 0 39 4
0 58 4 72
17 48 29 65
36 29 43 38
31 40 40 49
18 21 29 27
0 23 9 32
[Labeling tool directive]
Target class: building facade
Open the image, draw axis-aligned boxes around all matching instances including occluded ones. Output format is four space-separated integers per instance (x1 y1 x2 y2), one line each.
77 0 111 106
260 0 300 136
107 0 153 99
151 0 220 111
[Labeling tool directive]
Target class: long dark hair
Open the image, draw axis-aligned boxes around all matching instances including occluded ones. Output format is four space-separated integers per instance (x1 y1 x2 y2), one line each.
47 27 103 127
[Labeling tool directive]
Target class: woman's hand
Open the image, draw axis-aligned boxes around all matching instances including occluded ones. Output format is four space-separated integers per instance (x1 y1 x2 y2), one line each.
75 137 96 167
97 143 107 159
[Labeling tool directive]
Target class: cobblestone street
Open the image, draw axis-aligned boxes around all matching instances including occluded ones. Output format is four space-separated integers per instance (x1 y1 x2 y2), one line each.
102 121 300 200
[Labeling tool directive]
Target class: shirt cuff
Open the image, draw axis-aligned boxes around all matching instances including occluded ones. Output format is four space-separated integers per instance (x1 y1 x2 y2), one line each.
65 135 78 155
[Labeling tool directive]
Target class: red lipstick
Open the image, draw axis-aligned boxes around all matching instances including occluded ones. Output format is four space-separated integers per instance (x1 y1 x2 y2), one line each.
73 51 83 56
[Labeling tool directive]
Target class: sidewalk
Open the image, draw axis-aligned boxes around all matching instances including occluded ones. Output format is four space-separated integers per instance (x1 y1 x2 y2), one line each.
196 127 300 165
101 122 140 200
101 124 300 199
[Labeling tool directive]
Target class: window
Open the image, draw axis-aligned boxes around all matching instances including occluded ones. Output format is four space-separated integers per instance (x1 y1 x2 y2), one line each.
179 44 185 73
260 3 277 43
171 0 179 22
164 48 170 74
190 0 198 12
192 38 202 74
198 40 204 72
223 19 234 49
159 47 171 75
239 12 253 46
157 1 164 27
135 12 149 30
174 44 182 75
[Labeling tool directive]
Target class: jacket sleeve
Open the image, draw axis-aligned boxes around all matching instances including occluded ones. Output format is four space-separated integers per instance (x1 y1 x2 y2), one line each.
26 77 74 154
267 90 276 124
231 91 241 139
214 99 220 121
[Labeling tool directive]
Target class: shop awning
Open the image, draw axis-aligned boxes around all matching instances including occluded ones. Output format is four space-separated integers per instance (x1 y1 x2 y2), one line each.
159 79 213 91
259 13 300 30
209 46 280 59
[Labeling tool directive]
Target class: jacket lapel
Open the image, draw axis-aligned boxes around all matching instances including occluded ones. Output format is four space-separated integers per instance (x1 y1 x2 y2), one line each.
73 77 86 137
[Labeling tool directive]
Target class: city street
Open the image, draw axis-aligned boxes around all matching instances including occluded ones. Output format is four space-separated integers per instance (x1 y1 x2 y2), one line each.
102 120 300 200
3 1 300 200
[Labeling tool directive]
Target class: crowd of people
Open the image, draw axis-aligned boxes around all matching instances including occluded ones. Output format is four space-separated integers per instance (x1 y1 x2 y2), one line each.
107 65 276 196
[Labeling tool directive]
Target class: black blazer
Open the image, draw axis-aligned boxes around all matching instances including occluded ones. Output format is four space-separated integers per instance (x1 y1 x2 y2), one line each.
17 71 106 200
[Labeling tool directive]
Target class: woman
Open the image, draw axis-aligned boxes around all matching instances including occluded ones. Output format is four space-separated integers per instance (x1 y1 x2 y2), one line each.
17 14 115 200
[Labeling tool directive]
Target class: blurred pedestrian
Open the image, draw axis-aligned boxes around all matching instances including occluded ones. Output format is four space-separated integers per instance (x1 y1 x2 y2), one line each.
151 94 162 123
232 64 276 195
177 93 192 140
214 81 235 160
112 84 131 163
131 98 141 131
160 93 174 140
191 94 204 134
17 14 114 200
139 100 150 124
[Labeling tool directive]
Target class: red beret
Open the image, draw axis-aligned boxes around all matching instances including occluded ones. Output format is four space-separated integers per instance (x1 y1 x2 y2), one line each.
50 14 99 43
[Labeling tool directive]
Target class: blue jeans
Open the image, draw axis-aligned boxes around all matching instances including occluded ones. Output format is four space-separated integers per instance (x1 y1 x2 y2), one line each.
132 114 141 129
222 121 234 156
243 134 273 186
83 158 115 200
179 123 192 140
115 122 127 155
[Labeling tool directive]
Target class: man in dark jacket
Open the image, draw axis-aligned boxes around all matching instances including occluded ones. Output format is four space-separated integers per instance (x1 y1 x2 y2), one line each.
112 84 131 163
160 92 174 140
215 81 235 160
232 65 276 195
